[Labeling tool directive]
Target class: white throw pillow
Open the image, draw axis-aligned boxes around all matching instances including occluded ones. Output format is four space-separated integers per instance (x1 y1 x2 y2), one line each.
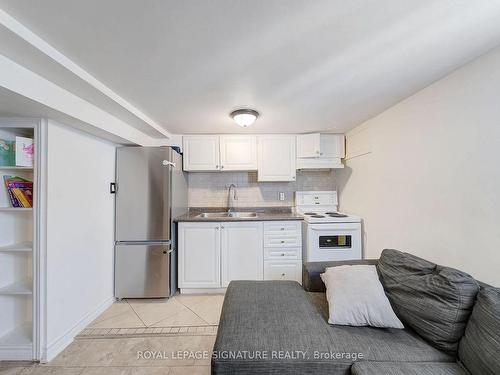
320 265 404 329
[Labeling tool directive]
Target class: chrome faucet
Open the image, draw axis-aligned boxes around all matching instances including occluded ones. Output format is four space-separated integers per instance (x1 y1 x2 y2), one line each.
227 184 238 212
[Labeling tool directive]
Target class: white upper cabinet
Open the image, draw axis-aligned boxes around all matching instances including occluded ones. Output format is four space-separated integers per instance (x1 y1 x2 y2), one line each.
219 135 257 171
183 135 220 171
258 135 296 181
297 133 322 158
296 133 345 169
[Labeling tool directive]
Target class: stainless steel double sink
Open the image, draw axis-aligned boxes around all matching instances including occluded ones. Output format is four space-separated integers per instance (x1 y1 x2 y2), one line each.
196 211 258 219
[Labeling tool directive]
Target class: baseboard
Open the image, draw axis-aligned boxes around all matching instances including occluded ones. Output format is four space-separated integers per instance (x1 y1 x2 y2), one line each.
180 288 226 294
44 296 114 362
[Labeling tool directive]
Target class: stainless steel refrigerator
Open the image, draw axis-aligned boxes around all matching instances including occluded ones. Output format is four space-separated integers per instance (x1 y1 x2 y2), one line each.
114 146 187 298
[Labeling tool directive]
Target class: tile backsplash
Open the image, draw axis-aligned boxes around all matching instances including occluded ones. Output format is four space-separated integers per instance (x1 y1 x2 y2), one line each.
188 170 337 208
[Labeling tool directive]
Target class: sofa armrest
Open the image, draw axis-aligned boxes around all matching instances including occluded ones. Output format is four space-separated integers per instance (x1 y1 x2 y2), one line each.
302 259 379 292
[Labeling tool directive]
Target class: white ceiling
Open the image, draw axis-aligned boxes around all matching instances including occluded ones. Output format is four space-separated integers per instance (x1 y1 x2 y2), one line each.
1 0 500 135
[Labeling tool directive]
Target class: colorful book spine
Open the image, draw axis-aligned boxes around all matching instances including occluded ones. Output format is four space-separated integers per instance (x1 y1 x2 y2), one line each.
3 175 20 207
2 175 32 207
12 188 31 208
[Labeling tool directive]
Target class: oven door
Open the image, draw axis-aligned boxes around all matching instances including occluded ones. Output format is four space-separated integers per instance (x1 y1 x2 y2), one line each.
306 222 362 262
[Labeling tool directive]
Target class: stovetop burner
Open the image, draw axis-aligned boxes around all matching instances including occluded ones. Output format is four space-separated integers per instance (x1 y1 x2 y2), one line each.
304 212 317 215
327 213 348 218
311 215 325 218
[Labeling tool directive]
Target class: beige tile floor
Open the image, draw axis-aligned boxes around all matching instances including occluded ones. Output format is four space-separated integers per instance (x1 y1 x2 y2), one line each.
0 294 225 375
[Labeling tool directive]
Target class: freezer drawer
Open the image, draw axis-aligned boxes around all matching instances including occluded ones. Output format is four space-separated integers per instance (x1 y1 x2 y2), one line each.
115 243 170 298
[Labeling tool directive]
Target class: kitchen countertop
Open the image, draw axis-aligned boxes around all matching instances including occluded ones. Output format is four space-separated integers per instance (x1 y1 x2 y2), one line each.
174 207 304 222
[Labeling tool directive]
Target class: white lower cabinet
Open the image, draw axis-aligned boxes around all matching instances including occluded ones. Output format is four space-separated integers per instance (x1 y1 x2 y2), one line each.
263 221 302 284
221 222 263 287
178 222 221 288
264 261 302 283
178 220 302 291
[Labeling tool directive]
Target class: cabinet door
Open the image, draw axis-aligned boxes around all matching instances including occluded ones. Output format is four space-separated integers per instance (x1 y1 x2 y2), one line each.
183 136 220 171
297 133 321 158
221 222 263 287
219 135 257 171
178 222 221 288
320 134 345 158
257 135 296 181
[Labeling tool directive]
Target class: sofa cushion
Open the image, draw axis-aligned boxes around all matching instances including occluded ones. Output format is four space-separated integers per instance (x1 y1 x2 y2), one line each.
303 259 378 292
212 280 453 375
377 249 479 354
321 265 404 328
458 286 500 375
351 361 470 375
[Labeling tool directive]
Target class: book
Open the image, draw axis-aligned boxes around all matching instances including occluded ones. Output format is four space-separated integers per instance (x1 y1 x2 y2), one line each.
12 188 31 208
3 175 20 207
0 138 15 166
2 175 32 208
15 136 34 167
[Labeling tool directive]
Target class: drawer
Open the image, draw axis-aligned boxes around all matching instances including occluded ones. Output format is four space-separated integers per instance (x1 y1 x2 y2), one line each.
264 260 302 284
264 221 301 234
264 247 301 260
264 233 301 248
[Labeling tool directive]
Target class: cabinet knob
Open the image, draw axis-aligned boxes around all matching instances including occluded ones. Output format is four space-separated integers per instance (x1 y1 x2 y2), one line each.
280 228 285 231
221 165 224 169
281 273 286 277
215 165 219 169
221 226 225 229
280 240 285 243
215 227 219 230
281 253 285 256
316 150 320 154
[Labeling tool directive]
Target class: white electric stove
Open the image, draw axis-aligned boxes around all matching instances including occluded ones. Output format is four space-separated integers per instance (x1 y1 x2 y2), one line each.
296 191 362 262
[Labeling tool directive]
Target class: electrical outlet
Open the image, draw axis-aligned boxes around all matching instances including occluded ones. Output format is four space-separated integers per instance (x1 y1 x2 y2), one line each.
279 192 285 201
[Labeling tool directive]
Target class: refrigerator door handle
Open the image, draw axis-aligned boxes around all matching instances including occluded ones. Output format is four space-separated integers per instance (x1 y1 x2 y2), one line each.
162 160 176 168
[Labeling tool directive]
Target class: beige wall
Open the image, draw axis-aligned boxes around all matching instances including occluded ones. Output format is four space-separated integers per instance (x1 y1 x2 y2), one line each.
336 46 500 286
188 170 336 207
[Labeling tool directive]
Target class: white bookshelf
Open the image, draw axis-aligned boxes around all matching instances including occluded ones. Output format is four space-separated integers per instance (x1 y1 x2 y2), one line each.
0 120 39 360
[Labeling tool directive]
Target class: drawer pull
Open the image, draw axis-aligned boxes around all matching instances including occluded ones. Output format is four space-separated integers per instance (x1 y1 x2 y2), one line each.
280 228 285 231
281 253 285 256
281 273 286 277
280 240 285 243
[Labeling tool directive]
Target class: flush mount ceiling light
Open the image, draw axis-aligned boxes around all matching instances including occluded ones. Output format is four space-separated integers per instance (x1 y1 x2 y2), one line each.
230 109 259 127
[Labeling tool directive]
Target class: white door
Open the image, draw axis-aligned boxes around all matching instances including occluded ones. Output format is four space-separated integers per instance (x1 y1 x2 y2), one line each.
257 135 296 181
178 222 221 288
219 135 257 171
221 222 263 287
183 136 220 171
296 133 321 158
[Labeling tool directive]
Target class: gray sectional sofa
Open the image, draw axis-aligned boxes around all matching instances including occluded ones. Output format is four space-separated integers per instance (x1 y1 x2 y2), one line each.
212 249 500 375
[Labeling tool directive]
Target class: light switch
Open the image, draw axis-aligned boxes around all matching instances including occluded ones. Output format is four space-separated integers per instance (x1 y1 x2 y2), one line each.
279 192 285 201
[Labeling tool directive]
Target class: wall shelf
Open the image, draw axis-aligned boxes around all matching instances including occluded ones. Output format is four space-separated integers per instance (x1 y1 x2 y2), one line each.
0 242 33 253
0 280 33 295
0 119 39 361
0 207 33 212
0 166 33 171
